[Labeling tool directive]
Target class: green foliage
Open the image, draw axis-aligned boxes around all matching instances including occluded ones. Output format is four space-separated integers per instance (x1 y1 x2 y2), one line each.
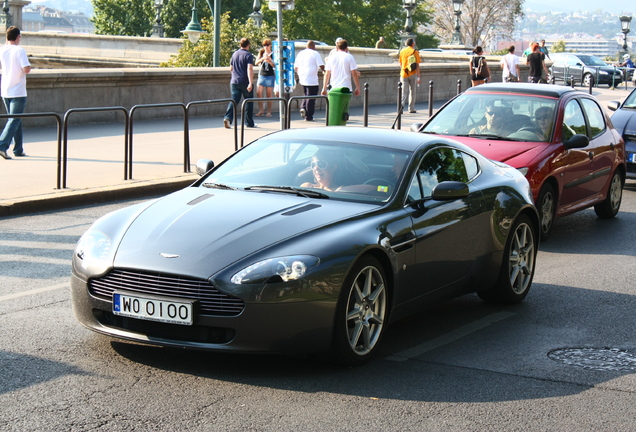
490 48 509 56
91 0 155 36
551 40 566 53
282 0 436 49
162 13 274 67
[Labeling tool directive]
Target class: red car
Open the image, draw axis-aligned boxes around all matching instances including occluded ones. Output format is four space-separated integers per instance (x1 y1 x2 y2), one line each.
415 83 625 239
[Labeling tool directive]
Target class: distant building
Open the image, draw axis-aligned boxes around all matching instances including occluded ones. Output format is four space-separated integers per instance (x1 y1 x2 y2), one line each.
22 5 95 34
544 38 619 58
22 11 46 32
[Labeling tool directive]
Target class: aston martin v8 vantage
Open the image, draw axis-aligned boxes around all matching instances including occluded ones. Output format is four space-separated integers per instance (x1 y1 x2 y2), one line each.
71 127 539 365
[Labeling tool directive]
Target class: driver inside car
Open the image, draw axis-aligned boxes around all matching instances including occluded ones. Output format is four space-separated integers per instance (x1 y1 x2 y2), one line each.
469 103 507 136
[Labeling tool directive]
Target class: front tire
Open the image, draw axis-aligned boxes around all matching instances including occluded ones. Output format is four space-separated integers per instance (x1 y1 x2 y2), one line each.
537 183 556 241
478 214 537 304
332 256 388 366
594 170 623 218
583 73 594 88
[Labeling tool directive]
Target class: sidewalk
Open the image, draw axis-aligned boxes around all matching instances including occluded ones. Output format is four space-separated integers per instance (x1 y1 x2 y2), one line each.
0 85 632 216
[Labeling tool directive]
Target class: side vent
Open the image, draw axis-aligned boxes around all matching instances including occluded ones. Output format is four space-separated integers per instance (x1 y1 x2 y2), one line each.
187 194 214 205
282 204 322 216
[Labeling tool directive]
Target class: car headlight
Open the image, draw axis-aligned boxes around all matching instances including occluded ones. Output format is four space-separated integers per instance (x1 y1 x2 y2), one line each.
75 229 112 266
600 70 609 75
517 167 529 176
231 255 320 284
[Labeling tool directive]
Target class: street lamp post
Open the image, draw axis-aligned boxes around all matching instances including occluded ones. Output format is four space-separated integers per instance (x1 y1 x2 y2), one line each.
451 0 464 46
0 0 11 31
399 0 417 50
181 0 221 67
619 15 632 60
249 0 263 28
151 0 164 38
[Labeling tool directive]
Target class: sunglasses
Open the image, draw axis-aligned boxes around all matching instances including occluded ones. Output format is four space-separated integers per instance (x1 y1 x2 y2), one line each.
536 114 551 120
311 160 329 170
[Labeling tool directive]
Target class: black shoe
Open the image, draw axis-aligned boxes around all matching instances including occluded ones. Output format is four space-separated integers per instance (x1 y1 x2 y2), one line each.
305 118 315 122
409 110 417 114
14 152 27 157
0 150 11 160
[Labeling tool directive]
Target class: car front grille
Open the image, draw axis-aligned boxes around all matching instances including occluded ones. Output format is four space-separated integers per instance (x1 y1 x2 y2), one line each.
89 269 245 317
93 310 236 344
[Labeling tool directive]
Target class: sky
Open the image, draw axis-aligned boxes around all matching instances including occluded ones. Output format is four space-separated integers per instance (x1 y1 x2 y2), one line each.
525 0 632 15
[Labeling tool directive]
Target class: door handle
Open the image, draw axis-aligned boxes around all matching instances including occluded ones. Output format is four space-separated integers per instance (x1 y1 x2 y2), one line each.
588 151 594 160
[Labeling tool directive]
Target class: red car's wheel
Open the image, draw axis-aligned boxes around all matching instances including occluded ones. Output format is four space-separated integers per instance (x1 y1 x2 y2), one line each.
537 183 556 241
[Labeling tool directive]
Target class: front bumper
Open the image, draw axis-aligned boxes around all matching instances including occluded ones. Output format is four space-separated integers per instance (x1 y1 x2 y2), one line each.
71 274 337 354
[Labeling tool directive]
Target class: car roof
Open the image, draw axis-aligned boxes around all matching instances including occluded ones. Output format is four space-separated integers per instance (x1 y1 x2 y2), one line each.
465 82 581 98
256 126 435 152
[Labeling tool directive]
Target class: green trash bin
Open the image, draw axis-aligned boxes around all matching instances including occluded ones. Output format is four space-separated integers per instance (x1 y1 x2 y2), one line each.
327 87 352 126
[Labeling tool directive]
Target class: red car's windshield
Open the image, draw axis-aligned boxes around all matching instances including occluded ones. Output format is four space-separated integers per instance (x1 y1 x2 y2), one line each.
423 93 559 143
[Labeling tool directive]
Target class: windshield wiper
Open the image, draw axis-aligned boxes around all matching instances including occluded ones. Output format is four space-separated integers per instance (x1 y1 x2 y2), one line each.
468 134 511 141
245 185 330 199
202 182 238 190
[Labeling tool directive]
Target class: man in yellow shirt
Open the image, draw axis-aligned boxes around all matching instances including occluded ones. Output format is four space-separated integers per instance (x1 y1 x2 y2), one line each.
399 38 421 114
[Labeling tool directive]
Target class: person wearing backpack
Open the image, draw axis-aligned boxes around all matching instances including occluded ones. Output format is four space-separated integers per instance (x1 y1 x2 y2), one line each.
399 38 421 114
470 46 490 87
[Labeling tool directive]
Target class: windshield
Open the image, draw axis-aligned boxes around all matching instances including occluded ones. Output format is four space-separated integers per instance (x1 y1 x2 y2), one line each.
623 90 636 109
422 93 559 142
578 55 608 67
202 139 411 204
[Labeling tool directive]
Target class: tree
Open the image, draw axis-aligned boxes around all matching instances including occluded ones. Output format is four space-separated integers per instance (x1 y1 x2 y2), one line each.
429 0 524 48
282 0 437 49
92 0 155 36
162 13 274 67
551 40 567 53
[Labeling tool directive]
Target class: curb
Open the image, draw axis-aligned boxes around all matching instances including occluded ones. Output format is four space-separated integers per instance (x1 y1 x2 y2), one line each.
0 176 198 217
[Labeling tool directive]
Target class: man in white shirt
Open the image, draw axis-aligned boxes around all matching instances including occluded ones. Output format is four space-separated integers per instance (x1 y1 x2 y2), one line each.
0 26 31 160
501 45 520 82
321 39 360 96
295 40 325 121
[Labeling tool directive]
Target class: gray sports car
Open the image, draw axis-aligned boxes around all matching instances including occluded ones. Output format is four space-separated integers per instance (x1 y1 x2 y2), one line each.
71 127 539 365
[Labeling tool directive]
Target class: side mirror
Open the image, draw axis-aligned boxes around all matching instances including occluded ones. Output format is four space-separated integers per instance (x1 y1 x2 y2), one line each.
564 134 589 150
607 101 620 112
410 123 425 132
196 159 215 176
431 181 469 201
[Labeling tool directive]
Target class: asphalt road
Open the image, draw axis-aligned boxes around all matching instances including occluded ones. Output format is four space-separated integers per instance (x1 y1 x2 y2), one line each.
1 183 636 431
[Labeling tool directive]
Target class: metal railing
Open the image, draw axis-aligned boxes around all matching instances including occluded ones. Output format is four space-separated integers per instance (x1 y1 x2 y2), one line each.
62 107 128 188
1 112 63 188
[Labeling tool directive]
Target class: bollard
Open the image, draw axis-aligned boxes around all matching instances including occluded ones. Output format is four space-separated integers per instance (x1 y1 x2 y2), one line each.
588 76 593 94
457 79 462 95
397 81 403 130
363 83 369 127
428 81 434 118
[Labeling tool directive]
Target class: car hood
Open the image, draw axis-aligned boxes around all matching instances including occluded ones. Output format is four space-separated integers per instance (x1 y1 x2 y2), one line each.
454 137 546 167
113 187 373 279
611 109 636 137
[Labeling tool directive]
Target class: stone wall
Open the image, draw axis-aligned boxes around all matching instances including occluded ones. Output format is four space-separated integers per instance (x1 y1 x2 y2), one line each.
21 62 511 127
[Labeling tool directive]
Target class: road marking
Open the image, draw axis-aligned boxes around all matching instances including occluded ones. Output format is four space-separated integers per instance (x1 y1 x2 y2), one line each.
0 283 68 302
386 311 517 361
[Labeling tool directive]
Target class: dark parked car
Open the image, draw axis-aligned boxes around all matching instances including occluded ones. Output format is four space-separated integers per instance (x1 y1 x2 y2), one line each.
608 87 636 179
71 127 539 365
549 53 623 87
413 83 625 240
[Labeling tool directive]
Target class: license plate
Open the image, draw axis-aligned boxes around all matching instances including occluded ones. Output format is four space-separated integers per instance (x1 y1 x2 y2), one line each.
113 291 194 325
628 152 636 164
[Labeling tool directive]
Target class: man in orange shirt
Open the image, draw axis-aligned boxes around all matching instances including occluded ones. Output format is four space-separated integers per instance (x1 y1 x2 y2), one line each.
399 38 421 114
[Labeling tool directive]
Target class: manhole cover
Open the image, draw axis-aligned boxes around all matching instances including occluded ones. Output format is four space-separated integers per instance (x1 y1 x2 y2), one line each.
548 347 636 372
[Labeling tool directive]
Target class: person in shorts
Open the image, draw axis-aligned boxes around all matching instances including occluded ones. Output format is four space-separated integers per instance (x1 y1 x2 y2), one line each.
255 39 275 117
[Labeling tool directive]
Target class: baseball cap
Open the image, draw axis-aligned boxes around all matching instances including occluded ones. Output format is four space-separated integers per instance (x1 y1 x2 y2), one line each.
335 37 343 44
624 54 630 60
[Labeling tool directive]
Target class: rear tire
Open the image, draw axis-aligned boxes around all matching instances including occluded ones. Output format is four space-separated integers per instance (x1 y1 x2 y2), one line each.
594 170 623 218
537 183 556 241
478 214 537 304
332 256 388 366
